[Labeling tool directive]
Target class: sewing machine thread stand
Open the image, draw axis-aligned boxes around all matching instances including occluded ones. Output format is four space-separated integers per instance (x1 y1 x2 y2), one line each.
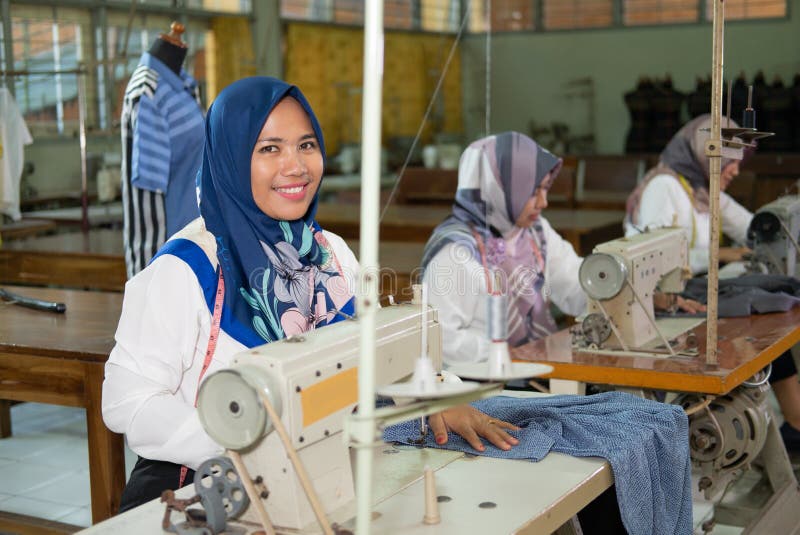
422 466 440 525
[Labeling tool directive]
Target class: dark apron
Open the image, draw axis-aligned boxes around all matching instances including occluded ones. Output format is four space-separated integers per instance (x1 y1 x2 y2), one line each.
119 456 196 513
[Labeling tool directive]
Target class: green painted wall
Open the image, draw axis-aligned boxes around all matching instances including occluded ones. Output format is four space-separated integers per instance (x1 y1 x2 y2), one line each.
461 1 800 154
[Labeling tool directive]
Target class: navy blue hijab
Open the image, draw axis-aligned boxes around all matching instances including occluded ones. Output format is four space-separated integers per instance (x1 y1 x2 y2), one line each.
197 76 354 346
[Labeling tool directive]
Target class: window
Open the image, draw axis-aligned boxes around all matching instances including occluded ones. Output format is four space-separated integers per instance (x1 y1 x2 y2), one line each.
331 0 364 25
3 5 219 137
8 8 89 136
624 0 698 25
421 0 462 32
491 0 536 32
704 0 786 20
542 0 613 30
281 0 463 31
384 1 415 30
469 0 536 32
130 0 252 12
197 0 252 12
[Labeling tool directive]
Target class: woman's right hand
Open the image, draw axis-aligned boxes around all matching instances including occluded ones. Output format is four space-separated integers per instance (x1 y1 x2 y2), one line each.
428 405 520 452
718 246 750 264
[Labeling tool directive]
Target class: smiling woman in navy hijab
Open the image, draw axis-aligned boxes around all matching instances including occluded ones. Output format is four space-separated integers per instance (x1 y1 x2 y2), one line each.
102 76 519 511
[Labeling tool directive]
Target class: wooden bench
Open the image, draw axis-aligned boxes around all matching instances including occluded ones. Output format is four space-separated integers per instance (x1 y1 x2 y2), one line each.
575 155 645 210
393 167 458 205
345 240 424 300
0 218 57 242
548 158 576 208
743 153 800 209
0 229 126 292
724 169 757 212
318 203 624 256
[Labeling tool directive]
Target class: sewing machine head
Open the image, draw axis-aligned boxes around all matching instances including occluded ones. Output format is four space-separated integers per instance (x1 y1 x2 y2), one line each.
195 302 440 532
575 227 690 350
746 195 800 277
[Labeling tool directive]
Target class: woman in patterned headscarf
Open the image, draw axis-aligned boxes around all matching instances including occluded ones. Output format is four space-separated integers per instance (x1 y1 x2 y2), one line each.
625 114 800 456
624 114 752 275
421 131 587 366
103 77 520 511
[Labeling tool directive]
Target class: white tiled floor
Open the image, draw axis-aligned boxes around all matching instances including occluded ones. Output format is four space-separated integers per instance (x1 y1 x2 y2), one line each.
0 402 136 529
0 401 774 533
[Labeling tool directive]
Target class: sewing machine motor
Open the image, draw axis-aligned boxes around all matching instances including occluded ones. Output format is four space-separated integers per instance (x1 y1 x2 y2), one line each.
676 378 772 499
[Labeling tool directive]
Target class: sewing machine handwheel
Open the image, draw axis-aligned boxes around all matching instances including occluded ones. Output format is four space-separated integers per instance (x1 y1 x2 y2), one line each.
748 211 781 243
579 253 627 300
197 367 282 450
194 456 250 520
581 313 611 345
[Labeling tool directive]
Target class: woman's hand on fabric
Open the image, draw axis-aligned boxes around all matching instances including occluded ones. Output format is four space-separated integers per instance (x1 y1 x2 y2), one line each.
719 246 751 264
428 405 520 452
675 296 706 314
653 291 706 314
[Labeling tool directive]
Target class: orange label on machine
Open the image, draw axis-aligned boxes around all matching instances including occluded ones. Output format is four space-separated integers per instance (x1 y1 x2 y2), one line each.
300 367 359 427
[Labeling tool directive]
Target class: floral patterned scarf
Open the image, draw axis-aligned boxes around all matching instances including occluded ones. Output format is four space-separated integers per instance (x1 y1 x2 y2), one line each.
420 132 562 346
198 77 354 347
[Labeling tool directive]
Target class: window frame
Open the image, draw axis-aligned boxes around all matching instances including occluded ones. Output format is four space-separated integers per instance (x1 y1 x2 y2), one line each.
1 1 249 139
465 0 789 34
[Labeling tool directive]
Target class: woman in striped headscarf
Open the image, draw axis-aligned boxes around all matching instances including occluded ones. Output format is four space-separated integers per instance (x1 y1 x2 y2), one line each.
624 114 800 455
421 131 587 366
623 114 752 275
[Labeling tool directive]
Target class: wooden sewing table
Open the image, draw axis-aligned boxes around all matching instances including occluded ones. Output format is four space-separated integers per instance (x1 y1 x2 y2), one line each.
317 203 624 255
22 203 123 228
0 218 57 241
0 286 125 531
511 309 800 395
78 393 613 535
0 228 127 292
513 309 800 534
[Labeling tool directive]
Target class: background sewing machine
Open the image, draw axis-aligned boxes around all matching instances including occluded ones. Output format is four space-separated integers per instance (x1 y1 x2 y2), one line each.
571 227 697 357
746 194 800 277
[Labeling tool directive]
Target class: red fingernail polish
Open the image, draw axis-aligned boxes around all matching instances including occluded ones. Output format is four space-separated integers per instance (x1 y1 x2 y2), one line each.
436 436 445 444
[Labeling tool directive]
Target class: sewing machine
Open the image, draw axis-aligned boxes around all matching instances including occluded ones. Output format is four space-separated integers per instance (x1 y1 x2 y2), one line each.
186 302 440 533
140 301 597 535
746 195 800 277
571 227 693 356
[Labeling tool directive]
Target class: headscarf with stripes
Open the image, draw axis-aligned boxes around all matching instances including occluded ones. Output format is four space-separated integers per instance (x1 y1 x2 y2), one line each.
626 114 746 226
421 132 563 345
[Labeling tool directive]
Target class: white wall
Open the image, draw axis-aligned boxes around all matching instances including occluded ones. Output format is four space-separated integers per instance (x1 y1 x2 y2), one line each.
461 1 800 153
23 135 119 198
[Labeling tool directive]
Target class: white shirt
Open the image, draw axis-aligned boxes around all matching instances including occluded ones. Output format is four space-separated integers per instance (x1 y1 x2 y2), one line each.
0 88 33 221
102 219 360 469
624 173 752 275
423 216 586 367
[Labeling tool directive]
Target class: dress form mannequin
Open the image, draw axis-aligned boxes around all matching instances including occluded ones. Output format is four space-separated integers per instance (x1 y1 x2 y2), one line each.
148 22 188 75
121 20 204 277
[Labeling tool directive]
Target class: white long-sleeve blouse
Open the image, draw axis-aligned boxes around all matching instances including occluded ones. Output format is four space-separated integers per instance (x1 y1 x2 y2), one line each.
422 216 586 367
624 174 753 275
102 218 359 470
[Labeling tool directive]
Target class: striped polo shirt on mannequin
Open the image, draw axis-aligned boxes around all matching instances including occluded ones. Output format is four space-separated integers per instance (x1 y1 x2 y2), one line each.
120 52 204 277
